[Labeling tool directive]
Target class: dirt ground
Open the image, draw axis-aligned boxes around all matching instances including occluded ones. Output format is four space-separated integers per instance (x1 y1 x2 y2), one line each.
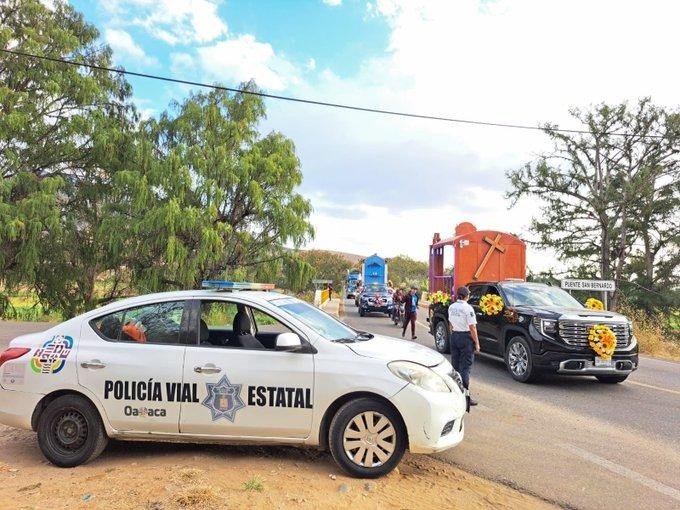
0 425 556 510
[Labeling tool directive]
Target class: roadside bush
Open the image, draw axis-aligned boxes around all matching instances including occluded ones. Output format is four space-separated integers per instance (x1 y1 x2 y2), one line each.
618 303 680 360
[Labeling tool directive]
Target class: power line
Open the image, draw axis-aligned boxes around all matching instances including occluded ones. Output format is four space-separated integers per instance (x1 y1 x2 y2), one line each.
0 47 667 139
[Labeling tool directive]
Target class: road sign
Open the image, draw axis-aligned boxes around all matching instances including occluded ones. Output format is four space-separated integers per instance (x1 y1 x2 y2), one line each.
560 279 616 292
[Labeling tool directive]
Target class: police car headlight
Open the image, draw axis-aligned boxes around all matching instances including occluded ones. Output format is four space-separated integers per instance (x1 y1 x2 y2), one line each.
388 361 451 393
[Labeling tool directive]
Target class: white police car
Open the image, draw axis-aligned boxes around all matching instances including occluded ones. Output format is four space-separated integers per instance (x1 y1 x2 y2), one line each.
0 282 467 477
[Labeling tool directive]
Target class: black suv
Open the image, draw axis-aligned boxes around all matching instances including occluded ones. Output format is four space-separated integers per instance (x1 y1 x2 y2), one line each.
428 281 638 383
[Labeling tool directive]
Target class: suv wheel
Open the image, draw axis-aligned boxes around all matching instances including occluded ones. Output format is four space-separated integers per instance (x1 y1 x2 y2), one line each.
596 375 628 384
434 320 450 354
328 398 406 478
37 394 108 467
504 336 538 383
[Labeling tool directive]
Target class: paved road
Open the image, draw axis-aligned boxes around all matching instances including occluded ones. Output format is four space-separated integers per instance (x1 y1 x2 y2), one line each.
338 300 680 510
2 314 679 509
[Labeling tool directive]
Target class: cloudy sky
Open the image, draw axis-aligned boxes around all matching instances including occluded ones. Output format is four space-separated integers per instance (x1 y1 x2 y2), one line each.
71 0 679 271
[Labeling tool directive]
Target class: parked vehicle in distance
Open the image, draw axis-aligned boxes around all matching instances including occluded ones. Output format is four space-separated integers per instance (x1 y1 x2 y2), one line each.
428 281 638 383
359 283 393 317
0 282 467 478
346 269 361 299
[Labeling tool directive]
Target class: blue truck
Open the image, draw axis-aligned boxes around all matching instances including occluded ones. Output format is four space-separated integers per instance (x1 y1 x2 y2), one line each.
345 269 361 299
362 254 388 286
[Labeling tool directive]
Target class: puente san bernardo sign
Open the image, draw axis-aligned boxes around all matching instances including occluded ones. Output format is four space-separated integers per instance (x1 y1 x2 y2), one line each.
560 279 616 292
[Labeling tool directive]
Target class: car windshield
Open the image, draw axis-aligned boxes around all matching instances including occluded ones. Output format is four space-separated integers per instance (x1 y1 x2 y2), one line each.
502 283 583 308
271 297 358 341
364 284 388 293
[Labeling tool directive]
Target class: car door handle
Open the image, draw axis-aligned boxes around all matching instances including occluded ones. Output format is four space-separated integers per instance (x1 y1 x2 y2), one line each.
81 360 106 369
194 365 222 374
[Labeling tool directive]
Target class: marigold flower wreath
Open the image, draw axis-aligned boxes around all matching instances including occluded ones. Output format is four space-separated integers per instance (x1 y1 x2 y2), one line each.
479 294 504 316
588 324 617 359
585 298 605 310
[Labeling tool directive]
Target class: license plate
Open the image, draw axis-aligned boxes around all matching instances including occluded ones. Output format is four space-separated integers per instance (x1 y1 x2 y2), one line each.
594 357 613 367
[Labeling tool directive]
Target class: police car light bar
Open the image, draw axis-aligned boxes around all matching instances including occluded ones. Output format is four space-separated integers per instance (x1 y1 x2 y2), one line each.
201 281 275 291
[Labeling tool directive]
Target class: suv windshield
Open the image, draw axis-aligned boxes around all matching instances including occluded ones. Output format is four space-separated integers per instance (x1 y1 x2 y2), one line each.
271 297 357 341
502 283 583 308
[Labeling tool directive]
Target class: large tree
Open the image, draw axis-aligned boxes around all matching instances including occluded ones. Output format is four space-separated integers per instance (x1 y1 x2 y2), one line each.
507 99 680 310
0 0 137 316
125 86 314 291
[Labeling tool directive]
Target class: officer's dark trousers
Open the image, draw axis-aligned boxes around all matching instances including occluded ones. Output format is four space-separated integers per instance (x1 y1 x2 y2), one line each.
450 331 474 389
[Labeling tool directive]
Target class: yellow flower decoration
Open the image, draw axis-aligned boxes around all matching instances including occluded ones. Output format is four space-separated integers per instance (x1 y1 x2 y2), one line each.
585 298 605 310
480 294 504 316
430 290 452 306
588 324 617 359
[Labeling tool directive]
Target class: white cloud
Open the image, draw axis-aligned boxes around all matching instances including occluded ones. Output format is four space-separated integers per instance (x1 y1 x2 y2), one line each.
170 52 195 74
197 35 299 90
105 28 159 67
105 0 227 45
262 0 680 272
323 0 343 6
306 58 316 71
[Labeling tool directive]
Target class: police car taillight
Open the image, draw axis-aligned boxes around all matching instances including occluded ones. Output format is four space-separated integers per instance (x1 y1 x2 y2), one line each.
0 347 31 368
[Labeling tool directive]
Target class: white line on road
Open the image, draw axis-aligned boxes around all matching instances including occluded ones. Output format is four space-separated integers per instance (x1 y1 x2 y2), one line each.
559 443 680 503
628 381 680 396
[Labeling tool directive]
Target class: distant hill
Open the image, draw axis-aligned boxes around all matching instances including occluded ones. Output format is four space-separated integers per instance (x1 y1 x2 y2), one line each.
321 250 364 266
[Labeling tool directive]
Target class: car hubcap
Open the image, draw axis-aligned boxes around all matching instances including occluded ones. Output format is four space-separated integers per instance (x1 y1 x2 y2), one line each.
508 342 528 375
435 322 447 350
343 411 396 468
53 411 88 450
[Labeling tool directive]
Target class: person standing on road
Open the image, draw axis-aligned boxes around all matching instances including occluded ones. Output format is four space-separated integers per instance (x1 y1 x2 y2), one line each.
327 282 333 301
448 286 480 406
401 286 419 340
392 288 404 323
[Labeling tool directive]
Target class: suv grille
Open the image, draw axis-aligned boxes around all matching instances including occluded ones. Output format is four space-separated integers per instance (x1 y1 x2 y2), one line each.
559 321 630 349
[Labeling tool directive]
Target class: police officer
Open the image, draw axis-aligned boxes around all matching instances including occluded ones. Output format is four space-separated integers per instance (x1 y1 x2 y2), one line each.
448 286 480 406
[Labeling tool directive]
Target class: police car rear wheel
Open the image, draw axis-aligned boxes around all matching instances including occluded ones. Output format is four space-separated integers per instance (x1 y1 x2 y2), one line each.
434 319 450 354
37 395 108 468
329 398 406 478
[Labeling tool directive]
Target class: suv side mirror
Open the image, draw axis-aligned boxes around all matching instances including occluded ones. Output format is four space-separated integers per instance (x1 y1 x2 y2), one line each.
275 332 302 352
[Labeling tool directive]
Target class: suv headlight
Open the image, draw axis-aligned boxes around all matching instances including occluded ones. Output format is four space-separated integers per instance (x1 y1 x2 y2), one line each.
388 361 451 392
532 317 557 337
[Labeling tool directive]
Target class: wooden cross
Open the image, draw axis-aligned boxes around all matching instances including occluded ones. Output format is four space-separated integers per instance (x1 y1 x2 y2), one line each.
473 234 506 280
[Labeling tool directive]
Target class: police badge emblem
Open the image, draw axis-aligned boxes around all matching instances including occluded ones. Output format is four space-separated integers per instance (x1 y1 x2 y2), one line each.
201 374 245 422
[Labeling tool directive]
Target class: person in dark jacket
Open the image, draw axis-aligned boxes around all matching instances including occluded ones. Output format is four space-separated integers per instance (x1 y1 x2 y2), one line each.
401 286 419 340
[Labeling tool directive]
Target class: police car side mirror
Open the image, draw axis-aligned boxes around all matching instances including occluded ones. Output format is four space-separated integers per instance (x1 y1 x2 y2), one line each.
275 332 302 352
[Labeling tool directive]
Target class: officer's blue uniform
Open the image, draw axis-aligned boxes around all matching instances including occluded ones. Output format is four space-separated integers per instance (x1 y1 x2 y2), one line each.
448 299 477 389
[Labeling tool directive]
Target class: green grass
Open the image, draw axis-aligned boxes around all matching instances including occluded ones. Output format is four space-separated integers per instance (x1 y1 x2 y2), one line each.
2 295 63 322
242 477 264 492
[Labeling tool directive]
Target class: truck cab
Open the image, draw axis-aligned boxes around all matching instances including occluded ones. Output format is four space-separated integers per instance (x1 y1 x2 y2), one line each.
429 281 638 383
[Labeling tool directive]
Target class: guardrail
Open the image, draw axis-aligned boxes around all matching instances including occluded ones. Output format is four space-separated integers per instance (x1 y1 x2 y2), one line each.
314 288 330 307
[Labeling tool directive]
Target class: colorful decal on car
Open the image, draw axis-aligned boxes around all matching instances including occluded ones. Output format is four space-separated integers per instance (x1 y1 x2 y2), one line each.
30 335 74 374
202 374 246 422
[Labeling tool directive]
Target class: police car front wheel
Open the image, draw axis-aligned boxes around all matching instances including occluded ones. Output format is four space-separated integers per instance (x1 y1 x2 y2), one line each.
328 398 406 478
37 394 108 468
